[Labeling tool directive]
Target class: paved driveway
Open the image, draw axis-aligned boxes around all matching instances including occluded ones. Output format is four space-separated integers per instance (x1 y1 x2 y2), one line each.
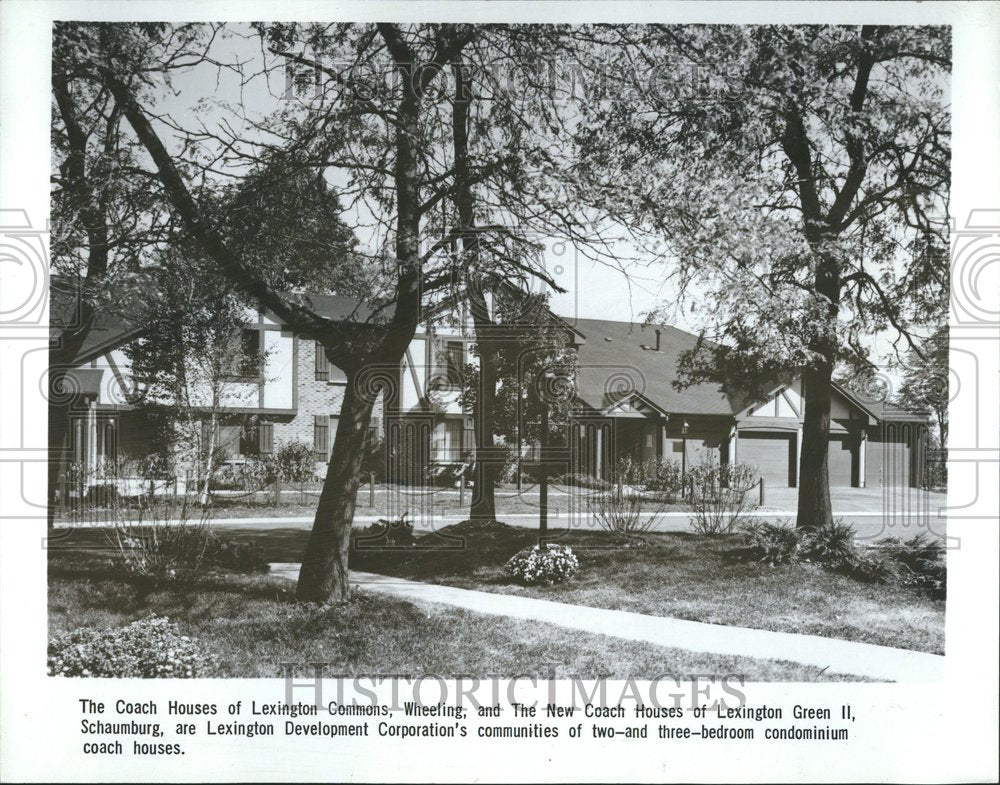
763 486 947 514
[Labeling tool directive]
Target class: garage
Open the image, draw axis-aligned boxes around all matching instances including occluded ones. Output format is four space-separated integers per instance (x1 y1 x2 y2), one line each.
827 433 856 487
736 431 796 487
870 424 914 489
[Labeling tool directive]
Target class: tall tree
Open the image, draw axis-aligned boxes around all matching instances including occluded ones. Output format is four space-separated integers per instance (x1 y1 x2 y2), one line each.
896 324 949 450
122 249 266 504
575 25 950 528
81 22 584 600
49 23 175 523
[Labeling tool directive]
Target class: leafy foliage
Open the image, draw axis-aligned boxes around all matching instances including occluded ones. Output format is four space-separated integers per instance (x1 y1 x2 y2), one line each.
642 457 686 500
740 520 945 596
742 521 803 565
799 520 860 568
273 441 319 485
460 290 578 448
354 513 416 548
49 616 209 678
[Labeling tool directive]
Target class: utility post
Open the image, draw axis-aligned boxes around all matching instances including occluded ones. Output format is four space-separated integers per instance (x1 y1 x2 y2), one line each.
539 394 549 536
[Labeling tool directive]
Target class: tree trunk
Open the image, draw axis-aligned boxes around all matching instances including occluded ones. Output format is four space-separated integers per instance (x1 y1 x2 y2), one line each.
296 372 377 602
47 388 71 529
469 300 499 522
795 362 834 529
200 412 217 506
450 59 500 523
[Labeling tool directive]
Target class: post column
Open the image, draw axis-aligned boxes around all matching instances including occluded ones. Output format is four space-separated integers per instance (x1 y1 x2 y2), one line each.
795 423 803 487
87 401 98 483
858 429 867 488
595 425 603 481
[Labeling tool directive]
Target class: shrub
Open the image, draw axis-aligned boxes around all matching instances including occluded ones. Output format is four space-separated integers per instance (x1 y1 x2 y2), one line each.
426 462 466 488
558 472 610 491
504 544 579 586
354 513 415 548
874 534 946 595
688 458 758 535
49 616 209 678
849 548 906 584
273 441 317 485
799 519 861 568
108 491 213 583
210 457 277 493
742 521 802 565
643 458 684 500
589 485 662 541
203 535 268 573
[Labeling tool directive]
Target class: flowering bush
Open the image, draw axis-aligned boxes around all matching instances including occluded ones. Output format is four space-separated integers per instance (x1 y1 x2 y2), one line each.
504 544 579 586
48 616 209 678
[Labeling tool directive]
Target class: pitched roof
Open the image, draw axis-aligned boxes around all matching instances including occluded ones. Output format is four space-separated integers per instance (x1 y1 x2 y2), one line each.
836 383 931 423
567 317 931 424
568 318 737 416
49 280 145 366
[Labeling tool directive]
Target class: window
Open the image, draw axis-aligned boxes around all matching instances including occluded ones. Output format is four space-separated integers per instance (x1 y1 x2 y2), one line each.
433 419 465 462
259 423 274 455
315 342 329 381
444 340 464 387
314 415 338 457
313 415 329 457
242 422 274 456
202 420 243 461
239 329 261 378
315 341 348 383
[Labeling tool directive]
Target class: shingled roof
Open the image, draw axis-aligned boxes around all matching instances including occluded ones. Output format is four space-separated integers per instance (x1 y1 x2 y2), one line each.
49 280 146 366
567 317 930 424
569 318 737 416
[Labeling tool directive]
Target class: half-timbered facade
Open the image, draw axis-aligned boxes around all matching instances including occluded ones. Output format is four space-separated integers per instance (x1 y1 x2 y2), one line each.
51 288 932 495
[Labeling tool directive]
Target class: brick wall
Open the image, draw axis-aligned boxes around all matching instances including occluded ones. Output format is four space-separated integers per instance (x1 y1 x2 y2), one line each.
273 339 385 471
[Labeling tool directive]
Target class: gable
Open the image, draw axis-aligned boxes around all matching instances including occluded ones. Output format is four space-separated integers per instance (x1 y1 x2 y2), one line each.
747 385 802 419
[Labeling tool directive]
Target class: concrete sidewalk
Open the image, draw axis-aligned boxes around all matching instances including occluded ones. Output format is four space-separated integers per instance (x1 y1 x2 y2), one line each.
269 563 945 683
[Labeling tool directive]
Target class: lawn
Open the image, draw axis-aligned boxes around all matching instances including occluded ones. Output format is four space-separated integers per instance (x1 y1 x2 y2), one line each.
47 549 854 681
344 523 945 655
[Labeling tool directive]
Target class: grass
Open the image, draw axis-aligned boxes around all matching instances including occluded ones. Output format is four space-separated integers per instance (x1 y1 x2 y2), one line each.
47 549 854 681
346 523 945 655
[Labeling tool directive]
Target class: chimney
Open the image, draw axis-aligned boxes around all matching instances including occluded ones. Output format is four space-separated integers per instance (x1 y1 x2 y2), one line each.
655 328 662 352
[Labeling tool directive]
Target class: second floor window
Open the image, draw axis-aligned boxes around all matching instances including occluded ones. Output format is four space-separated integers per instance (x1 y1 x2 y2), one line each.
315 341 329 381
444 340 464 387
315 341 347 383
239 329 261 378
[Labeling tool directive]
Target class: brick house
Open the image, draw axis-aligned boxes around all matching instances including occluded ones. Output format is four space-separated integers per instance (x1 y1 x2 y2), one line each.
51 287 932 495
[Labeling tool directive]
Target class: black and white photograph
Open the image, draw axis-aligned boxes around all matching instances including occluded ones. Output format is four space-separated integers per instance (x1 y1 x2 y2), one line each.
45 17 951 681
1 1 997 783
